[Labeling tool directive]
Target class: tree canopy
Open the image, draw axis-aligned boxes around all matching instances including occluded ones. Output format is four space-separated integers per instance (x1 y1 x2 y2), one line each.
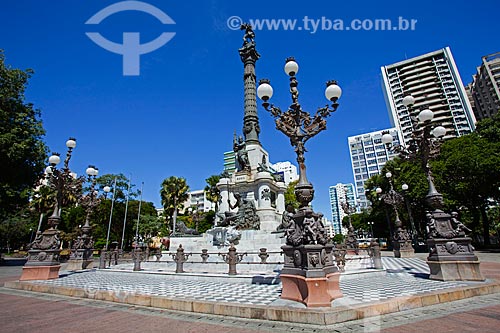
0 51 47 216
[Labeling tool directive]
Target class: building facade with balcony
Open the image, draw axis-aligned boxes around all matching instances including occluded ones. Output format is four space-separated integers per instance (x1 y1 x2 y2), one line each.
466 51 500 121
381 47 476 146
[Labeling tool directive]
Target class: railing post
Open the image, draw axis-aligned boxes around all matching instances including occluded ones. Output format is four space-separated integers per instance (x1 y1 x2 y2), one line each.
201 249 209 263
219 243 246 275
133 247 143 271
99 247 107 269
369 238 383 269
155 249 162 262
172 244 191 273
258 248 269 264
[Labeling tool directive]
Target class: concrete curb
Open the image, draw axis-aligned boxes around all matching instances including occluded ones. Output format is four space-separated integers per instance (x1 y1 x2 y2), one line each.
4 279 500 325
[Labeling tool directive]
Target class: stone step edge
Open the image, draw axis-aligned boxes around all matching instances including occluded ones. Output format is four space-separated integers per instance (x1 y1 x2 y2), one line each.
3 279 500 326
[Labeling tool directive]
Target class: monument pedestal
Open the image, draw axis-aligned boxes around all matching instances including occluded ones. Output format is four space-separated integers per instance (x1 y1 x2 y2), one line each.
20 265 61 281
393 239 414 258
280 244 342 307
66 248 94 271
427 237 484 281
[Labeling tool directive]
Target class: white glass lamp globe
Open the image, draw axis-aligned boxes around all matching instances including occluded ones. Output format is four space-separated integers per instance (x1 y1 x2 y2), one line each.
325 82 342 101
284 59 299 76
45 166 53 174
402 95 415 107
48 154 61 165
66 138 77 149
418 109 434 122
86 167 95 176
257 82 273 100
385 172 392 178
432 126 446 138
402 183 409 191
376 187 382 194
381 133 393 145
103 186 111 193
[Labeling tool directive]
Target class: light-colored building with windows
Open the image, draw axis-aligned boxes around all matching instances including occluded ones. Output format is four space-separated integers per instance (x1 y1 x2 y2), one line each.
329 183 356 235
466 51 500 121
348 128 401 209
270 161 299 186
223 151 236 175
381 47 476 146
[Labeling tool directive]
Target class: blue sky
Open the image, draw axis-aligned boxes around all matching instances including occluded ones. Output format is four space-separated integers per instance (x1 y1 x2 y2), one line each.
1 0 499 218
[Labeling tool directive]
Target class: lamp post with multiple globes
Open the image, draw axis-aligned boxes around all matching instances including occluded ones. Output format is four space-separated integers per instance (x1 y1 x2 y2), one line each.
257 55 343 307
21 138 85 280
386 95 483 280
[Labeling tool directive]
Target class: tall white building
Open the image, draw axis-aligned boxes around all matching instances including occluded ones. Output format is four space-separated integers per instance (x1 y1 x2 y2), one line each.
329 183 356 235
270 161 299 186
348 128 401 209
381 47 476 146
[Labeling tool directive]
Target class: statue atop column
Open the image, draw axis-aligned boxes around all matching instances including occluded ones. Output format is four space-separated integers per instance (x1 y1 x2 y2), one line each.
233 134 250 172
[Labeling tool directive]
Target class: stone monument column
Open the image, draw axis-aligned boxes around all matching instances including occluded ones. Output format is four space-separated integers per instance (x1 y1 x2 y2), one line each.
239 24 261 146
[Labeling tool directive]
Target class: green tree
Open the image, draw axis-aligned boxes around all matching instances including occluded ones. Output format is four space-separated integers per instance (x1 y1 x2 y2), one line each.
432 133 500 245
0 51 48 216
160 176 190 234
204 174 221 211
284 180 299 209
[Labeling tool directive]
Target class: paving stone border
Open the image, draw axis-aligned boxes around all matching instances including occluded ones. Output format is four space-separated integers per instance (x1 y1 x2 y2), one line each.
4 279 500 325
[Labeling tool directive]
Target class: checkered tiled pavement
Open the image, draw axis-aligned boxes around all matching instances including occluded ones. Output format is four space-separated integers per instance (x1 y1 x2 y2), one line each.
30 257 466 306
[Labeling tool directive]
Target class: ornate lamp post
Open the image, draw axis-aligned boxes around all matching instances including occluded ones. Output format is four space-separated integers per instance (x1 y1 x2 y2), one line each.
401 183 418 247
21 138 83 280
367 221 374 238
104 178 117 250
340 196 359 254
391 95 483 280
257 56 343 307
376 172 414 258
67 165 100 270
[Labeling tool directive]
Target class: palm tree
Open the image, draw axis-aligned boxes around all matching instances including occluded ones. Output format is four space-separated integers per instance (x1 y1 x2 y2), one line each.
204 175 221 212
160 176 189 235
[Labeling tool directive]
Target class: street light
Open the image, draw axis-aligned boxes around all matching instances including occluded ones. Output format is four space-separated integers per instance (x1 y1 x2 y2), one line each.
71 165 100 268
401 183 417 247
23 137 84 280
367 221 374 238
105 178 117 250
257 53 342 305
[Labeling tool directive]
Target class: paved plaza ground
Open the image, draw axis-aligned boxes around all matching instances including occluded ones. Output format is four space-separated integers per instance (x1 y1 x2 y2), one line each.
1 250 499 332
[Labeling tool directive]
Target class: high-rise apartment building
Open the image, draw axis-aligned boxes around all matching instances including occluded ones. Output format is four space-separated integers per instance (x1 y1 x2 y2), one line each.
329 183 356 235
348 128 401 209
466 52 500 121
381 47 476 146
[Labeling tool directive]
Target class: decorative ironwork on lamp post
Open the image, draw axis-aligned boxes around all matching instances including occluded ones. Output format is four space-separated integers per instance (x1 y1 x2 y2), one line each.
22 138 83 280
70 165 100 269
257 53 343 307
376 172 414 258
388 94 483 280
340 194 359 253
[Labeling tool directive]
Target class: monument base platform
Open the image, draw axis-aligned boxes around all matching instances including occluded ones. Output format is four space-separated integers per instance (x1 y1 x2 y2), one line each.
20 265 61 281
280 272 342 307
66 259 93 271
427 260 484 281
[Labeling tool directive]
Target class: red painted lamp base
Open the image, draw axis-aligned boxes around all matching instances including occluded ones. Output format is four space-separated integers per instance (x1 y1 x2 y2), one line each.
20 265 61 281
280 272 342 307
